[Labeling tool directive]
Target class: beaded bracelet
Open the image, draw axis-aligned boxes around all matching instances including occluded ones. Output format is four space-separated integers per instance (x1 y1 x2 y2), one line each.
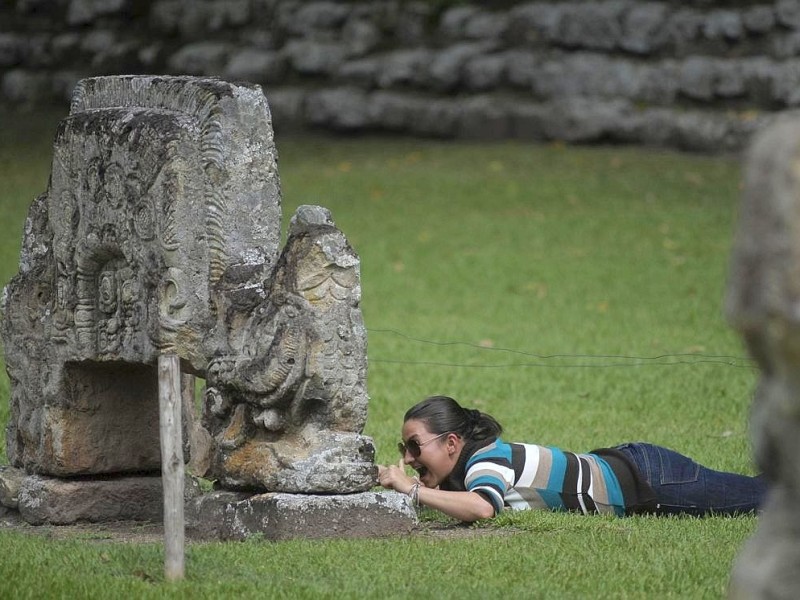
408 480 421 508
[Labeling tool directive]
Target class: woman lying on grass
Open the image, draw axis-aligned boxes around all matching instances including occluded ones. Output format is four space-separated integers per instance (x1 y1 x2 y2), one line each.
376 395 767 522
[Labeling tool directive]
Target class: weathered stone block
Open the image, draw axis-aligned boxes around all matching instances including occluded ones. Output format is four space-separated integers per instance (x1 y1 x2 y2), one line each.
336 57 381 87
664 9 703 55
283 40 346 77
285 1 351 36
678 56 715 101
464 53 506 91
368 91 419 132
212 429 376 493
149 0 182 35
1 69 51 104
305 87 371 131
425 42 494 93
394 3 430 45
703 9 744 42
557 1 627 51
532 53 643 101
187 490 418 541
438 5 480 40
0 33 25 68
376 49 431 89
67 0 127 27
743 6 776 34
542 97 631 144
167 42 232 75
776 0 800 30
620 3 669 56
506 3 562 46
342 16 382 57
17 474 201 525
764 60 800 106
225 47 287 85
464 11 509 41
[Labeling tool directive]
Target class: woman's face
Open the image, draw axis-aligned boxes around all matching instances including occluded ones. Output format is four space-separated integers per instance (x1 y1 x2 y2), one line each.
400 418 462 488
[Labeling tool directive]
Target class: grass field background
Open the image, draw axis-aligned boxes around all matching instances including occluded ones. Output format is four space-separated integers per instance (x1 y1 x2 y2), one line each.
0 107 760 598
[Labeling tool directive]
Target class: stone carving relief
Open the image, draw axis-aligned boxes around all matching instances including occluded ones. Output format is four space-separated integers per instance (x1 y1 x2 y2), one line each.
1 75 374 494
204 206 372 492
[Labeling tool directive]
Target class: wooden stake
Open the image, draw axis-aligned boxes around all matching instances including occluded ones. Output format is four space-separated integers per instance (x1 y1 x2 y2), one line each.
158 354 185 581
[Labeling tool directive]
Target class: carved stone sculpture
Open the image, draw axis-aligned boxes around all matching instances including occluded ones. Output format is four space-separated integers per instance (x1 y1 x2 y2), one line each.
1 75 376 499
727 117 800 598
204 205 373 492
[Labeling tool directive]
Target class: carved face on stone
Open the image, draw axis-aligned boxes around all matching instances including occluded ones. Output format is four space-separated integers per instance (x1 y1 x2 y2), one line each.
98 270 118 314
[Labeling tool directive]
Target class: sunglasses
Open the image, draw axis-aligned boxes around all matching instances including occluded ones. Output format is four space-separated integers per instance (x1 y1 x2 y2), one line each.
397 431 449 458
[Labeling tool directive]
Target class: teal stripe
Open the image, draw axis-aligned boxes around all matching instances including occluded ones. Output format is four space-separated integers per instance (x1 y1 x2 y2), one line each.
546 447 567 510
596 456 626 517
539 488 565 511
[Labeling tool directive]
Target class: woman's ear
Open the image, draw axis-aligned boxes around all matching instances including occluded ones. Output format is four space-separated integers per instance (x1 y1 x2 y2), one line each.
446 433 462 456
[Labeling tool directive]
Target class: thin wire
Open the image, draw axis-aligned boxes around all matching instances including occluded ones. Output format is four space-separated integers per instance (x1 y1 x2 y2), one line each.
369 358 755 369
366 327 757 370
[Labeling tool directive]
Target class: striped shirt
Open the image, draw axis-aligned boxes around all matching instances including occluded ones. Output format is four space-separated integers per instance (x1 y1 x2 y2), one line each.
462 438 645 517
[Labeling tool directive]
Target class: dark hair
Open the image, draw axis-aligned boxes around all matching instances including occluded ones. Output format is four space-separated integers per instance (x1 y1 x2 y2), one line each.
404 395 502 442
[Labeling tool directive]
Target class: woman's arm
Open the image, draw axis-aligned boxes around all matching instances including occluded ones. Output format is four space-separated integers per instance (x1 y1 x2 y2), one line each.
377 463 496 522
415 486 496 522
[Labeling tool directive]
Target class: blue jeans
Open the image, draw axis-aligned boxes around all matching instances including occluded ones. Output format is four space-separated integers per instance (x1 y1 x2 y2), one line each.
616 442 767 516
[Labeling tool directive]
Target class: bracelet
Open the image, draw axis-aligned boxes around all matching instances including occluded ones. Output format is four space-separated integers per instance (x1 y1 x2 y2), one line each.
408 480 421 508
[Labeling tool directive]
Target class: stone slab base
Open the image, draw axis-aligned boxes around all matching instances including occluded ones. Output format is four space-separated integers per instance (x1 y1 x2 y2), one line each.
187 490 418 541
4 472 201 525
0 467 418 539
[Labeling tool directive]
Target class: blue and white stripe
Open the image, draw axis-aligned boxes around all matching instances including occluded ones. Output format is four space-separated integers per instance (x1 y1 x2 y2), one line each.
464 439 626 516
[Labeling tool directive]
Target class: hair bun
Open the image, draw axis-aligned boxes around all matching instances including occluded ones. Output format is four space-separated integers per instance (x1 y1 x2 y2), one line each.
466 408 481 424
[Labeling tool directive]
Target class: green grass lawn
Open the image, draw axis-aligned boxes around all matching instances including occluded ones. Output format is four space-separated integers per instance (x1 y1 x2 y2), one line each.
0 107 758 598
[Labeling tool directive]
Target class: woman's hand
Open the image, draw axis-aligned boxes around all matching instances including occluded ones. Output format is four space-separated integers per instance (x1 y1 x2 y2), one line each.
377 459 417 495
377 461 495 522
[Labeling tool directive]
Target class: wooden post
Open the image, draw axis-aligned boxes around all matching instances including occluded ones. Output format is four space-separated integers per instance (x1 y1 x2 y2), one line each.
158 354 185 581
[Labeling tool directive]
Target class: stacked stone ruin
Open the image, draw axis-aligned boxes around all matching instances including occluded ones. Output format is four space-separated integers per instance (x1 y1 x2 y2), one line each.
0 74 415 539
4 1 800 152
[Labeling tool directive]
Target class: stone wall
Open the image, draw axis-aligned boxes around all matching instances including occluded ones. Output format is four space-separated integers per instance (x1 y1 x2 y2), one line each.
3 0 800 151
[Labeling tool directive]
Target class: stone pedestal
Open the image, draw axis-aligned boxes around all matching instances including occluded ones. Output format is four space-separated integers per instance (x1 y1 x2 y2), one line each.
0 469 201 525
0 465 418 538
187 490 418 541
